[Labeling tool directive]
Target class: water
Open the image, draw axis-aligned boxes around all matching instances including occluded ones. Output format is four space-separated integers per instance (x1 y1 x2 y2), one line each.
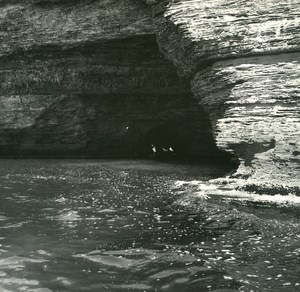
0 159 299 292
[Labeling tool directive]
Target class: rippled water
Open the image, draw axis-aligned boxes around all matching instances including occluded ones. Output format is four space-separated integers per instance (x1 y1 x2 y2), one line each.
0 159 299 292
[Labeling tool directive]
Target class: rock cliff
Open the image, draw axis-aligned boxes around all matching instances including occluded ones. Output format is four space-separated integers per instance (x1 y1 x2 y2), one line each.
145 0 300 193
1 0 299 193
0 0 228 160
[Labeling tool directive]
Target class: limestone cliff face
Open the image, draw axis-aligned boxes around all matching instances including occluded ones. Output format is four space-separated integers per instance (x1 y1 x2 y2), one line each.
0 0 223 159
145 0 300 193
1 0 299 193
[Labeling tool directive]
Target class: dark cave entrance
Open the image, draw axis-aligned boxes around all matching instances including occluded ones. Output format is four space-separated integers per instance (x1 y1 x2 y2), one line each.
0 27 238 173
142 123 186 159
133 116 239 169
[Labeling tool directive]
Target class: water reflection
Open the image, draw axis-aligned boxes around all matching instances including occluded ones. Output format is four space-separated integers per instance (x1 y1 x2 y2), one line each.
0 160 299 291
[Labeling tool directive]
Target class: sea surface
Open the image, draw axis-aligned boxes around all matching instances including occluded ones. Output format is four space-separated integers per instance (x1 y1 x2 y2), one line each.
0 159 299 292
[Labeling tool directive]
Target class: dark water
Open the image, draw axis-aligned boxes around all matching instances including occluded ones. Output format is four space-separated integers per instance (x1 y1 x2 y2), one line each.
0 159 299 292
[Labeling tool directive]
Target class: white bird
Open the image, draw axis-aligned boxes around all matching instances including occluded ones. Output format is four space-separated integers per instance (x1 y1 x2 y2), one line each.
151 145 157 153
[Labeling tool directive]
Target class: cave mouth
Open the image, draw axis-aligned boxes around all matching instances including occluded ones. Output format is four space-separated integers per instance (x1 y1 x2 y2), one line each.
134 118 239 170
0 27 238 174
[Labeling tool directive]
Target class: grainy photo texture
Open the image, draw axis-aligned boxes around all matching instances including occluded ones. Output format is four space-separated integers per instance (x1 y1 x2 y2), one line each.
0 0 299 291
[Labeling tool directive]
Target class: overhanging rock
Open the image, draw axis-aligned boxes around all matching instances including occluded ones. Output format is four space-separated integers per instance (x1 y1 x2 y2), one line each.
144 0 300 193
0 0 230 161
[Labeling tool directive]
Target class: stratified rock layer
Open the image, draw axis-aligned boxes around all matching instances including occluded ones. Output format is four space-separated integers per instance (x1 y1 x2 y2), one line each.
1 0 299 191
145 0 300 192
0 0 226 159
149 0 300 75
192 54 300 190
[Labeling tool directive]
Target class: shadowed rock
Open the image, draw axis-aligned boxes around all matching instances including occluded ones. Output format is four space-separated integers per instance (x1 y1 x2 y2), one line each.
0 0 235 163
1 0 299 193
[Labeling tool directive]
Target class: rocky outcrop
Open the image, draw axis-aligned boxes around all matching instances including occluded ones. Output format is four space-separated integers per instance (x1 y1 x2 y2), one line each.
1 0 299 192
0 0 230 160
192 54 300 192
145 0 300 193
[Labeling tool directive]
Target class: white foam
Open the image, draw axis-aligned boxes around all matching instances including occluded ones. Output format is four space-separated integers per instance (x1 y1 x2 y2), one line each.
174 180 300 206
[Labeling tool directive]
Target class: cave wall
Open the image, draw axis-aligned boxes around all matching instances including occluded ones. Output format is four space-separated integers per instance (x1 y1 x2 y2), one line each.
145 0 300 192
2 0 299 192
192 54 300 191
0 0 220 158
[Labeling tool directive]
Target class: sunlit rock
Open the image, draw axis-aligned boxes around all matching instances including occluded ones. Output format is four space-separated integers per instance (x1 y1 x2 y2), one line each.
144 0 300 193
192 53 300 191
1 0 299 193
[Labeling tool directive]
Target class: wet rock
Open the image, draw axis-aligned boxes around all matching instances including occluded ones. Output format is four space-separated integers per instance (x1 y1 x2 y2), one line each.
144 0 300 193
192 54 300 191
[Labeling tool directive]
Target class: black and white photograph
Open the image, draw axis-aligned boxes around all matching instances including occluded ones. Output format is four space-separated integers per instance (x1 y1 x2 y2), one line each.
0 0 299 291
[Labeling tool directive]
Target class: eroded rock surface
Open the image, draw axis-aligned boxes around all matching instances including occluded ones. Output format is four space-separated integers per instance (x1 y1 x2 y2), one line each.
147 0 300 76
145 0 300 192
1 0 299 192
192 54 300 191
0 0 223 159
